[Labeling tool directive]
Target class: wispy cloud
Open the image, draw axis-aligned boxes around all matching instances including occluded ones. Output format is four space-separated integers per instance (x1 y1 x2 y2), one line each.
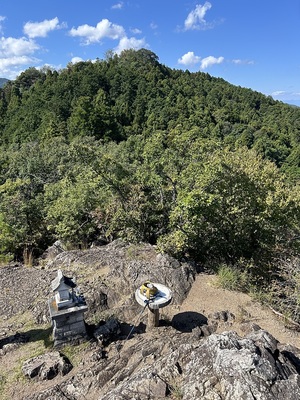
111 2 124 10
23 17 66 38
232 59 254 65
200 55 224 69
69 19 125 45
178 51 201 66
130 28 142 35
0 16 6 35
184 2 212 31
272 91 286 96
271 90 300 100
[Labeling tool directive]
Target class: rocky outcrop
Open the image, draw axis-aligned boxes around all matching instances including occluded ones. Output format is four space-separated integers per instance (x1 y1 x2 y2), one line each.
1 241 300 399
22 351 72 381
41 240 66 261
0 241 196 329
24 327 300 400
93 317 121 346
45 240 197 324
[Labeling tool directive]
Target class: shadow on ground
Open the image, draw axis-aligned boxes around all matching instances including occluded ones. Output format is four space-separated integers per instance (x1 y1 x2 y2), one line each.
171 311 208 332
0 327 53 349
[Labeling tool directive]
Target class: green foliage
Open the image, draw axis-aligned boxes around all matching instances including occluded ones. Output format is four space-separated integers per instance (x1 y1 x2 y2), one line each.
0 212 14 262
0 178 40 258
0 49 300 266
158 147 300 263
0 49 298 176
44 169 101 246
216 264 250 292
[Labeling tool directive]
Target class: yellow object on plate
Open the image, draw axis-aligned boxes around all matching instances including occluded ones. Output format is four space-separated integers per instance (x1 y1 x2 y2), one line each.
139 281 158 299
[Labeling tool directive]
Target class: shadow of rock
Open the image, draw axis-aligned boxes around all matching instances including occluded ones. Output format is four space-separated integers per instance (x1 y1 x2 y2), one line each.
280 344 300 374
172 311 208 332
0 327 53 354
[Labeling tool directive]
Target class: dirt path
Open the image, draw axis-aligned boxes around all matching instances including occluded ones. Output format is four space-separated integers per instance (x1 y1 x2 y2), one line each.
168 273 300 348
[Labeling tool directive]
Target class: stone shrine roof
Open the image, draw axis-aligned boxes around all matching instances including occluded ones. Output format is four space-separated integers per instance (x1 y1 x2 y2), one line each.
51 269 77 292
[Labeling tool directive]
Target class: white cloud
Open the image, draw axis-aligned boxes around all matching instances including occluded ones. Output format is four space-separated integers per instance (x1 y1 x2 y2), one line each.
178 52 225 69
0 36 40 78
130 28 142 35
111 2 123 9
23 17 64 39
184 2 212 30
0 55 40 79
233 59 254 65
0 55 39 68
69 19 125 45
200 56 224 69
178 51 201 66
0 36 40 57
114 36 147 54
271 90 300 101
70 19 146 54
0 18 61 79
37 63 63 72
272 90 287 97
71 56 84 64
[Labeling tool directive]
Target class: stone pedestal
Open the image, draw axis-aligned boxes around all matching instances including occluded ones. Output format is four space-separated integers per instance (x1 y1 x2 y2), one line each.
135 282 172 331
49 298 88 347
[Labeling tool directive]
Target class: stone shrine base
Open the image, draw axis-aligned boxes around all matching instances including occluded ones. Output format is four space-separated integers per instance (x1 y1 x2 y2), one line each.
48 298 88 347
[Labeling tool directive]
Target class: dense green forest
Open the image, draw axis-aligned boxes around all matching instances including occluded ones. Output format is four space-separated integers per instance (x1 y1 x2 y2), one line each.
1 49 300 320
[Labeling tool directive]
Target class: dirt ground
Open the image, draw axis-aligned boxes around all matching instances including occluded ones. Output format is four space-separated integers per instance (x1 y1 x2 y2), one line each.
167 273 300 348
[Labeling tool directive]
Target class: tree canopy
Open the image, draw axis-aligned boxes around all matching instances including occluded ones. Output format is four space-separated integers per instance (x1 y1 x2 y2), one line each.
0 49 299 271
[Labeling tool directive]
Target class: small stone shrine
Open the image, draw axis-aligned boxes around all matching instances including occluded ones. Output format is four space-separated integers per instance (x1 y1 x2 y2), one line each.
49 269 88 347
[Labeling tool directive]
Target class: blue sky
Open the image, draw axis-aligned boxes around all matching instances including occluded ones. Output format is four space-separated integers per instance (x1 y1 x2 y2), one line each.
0 1 300 105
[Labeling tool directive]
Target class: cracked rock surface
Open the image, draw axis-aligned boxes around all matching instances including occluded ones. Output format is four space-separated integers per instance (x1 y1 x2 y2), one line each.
1 241 300 399
25 328 300 400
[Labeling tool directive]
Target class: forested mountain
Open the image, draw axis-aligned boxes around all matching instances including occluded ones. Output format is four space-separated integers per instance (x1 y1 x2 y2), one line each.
0 49 300 319
0 78 9 88
1 51 300 175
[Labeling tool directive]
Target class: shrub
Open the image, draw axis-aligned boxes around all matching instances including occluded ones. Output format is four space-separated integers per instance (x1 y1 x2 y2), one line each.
216 264 250 292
